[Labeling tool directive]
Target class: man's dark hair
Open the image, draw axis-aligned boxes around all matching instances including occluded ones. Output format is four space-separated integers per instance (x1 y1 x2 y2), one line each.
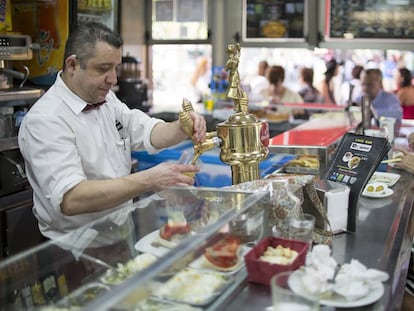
63 22 123 69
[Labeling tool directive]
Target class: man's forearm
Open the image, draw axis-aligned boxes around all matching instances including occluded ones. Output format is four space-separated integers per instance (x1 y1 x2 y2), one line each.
60 171 153 216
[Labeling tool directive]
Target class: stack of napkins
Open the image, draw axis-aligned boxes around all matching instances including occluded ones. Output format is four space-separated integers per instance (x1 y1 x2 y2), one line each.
333 259 388 301
301 245 388 301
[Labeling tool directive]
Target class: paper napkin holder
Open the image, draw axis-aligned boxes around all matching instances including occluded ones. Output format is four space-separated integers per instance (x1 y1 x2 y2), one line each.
315 179 350 234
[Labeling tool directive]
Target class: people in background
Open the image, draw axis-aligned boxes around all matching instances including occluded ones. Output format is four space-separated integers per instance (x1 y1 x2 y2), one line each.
267 65 304 118
249 60 270 102
296 67 324 120
267 65 303 104
191 56 211 103
339 65 363 106
298 67 324 103
394 132 414 307
359 68 402 128
18 22 207 241
318 59 341 104
395 67 414 119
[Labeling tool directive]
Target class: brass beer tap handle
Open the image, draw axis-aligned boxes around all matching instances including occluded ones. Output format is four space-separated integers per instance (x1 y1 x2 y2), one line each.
178 98 219 164
178 98 195 139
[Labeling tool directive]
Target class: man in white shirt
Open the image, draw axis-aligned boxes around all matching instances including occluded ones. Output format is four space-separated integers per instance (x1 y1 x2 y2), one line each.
18 22 206 241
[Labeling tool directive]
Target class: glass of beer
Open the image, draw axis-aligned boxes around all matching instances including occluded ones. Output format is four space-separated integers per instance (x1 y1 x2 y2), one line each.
177 151 202 177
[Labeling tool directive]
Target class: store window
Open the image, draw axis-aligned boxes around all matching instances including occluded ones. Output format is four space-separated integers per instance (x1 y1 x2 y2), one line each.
151 44 212 113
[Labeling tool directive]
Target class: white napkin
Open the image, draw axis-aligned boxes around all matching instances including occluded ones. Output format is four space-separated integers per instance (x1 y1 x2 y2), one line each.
301 246 389 301
333 259 389 301
302 245 338 295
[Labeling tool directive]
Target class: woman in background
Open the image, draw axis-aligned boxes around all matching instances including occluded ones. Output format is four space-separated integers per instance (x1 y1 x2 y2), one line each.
395 68 414 119
267 65 303 104
267 65 303 119
318 59 341 104
298 67 324 103
339 65 363 106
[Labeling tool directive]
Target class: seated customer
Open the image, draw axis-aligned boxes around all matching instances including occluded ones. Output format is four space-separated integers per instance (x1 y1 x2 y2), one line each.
359 68 402 129
395 67 414 119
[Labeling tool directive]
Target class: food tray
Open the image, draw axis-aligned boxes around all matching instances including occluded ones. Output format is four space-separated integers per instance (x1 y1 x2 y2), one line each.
244 236 309 286
100 253 157 285
152 268 233 306
134 298 202 310
368 172 400 187
284 166 320 175
57 282 111 308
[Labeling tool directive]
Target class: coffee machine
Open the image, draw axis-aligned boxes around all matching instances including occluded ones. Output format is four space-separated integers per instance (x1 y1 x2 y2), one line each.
116 54 151 112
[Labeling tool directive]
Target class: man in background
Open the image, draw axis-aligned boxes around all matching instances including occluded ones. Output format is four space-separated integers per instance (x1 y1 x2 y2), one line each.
360 68 402 129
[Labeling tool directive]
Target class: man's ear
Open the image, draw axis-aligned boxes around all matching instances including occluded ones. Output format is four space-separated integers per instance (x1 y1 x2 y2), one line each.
65 55 78 71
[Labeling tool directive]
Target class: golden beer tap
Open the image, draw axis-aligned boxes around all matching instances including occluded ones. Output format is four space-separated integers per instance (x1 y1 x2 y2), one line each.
179 43 269 185
178 98 220 164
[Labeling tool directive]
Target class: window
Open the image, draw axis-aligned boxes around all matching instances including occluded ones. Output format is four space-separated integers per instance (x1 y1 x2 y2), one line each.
150 0 211 112
152 0 208 40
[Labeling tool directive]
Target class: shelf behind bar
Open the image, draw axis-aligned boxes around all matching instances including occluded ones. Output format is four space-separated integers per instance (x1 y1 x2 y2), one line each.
0 87 44 103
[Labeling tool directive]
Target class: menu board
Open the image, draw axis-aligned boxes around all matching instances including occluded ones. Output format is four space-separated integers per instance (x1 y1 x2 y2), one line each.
321 133 391 232
326 0 414 40
243 0 305 41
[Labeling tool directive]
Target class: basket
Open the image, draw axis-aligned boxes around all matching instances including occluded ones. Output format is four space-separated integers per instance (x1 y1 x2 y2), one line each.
244 236 309 285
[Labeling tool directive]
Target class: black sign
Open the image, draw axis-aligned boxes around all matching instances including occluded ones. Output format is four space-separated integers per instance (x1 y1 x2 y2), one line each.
243 0 305 40
327 0 414 40
321 133 391 232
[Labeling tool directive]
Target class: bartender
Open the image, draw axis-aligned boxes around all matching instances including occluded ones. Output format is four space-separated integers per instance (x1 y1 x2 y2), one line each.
18 22 207 242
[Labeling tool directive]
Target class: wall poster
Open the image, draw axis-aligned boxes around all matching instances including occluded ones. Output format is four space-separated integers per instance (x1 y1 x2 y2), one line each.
242 0 305 41
326 0 414 40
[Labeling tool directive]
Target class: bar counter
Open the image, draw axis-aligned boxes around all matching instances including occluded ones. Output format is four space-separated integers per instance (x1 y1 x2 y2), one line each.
215 168 414 311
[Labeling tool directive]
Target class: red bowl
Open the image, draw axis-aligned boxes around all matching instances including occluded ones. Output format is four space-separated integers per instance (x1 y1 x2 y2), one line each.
244 236 309 285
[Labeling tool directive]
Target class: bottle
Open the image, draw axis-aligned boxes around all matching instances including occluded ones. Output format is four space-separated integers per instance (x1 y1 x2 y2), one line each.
203 93 215 114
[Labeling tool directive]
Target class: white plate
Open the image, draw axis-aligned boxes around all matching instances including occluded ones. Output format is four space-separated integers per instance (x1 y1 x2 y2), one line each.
288 270 385 308
362 182 393 199
369 172 400 187
134 230 170 257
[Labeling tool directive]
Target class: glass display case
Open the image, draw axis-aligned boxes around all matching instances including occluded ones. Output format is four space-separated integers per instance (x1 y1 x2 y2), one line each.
0 187 268 310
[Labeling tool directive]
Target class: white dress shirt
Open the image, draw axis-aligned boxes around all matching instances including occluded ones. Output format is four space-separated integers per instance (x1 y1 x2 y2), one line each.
18 72 163 240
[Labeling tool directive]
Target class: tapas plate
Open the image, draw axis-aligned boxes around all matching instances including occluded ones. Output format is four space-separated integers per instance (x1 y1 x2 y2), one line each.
134 230 169 257
188 246 248 275
369 172 400 187
152 268 232 306
362 182 393 198
288 270 385 308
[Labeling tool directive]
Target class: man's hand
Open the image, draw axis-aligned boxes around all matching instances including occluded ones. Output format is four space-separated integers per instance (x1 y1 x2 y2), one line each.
188 111 206 144
145 162 200 191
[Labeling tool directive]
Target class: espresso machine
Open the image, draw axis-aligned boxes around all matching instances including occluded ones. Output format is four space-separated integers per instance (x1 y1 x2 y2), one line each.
179 44 269 185
115 54 150 112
